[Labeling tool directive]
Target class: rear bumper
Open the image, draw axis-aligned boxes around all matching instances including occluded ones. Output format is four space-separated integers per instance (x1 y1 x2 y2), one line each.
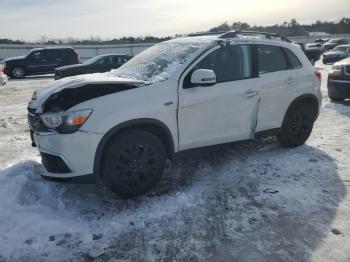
327 80 350 99
33 130 103 178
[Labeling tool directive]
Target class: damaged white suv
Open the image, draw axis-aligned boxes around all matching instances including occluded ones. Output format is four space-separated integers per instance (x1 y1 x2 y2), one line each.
28 31 322 197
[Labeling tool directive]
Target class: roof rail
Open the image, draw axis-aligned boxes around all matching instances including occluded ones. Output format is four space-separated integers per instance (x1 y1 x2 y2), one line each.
187 31 227 37
186 30 292 43
219 30 292 43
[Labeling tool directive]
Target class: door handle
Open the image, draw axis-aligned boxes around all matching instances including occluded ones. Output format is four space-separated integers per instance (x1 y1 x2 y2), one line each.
243 90 258 98
285 78 295 85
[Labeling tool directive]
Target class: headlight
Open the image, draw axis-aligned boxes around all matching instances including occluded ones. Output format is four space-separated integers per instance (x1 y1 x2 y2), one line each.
330 65 343 75
41 109 92 134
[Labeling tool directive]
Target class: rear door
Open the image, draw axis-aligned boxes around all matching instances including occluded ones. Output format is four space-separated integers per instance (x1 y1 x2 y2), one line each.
26 50 46 74
178 44 260 150
41 50 59 73
56 49 69 67
255 44 298 133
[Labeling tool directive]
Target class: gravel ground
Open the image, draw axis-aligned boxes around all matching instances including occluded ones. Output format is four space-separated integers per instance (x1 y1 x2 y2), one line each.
0 63 349 262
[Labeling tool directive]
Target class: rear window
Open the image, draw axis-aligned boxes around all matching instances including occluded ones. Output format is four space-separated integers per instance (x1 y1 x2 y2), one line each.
257 45 288 74
283 48 302 69
59 49 77 61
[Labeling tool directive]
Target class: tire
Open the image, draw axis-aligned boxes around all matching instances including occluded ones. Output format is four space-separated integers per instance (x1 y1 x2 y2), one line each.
11 66 25 79
102 130 166 198
277 103 315 148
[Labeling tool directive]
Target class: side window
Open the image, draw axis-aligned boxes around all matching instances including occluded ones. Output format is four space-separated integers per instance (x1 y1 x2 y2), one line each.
195 45 252 83
58 50 67 60
43 50 58 61
105 57 112 65
257 45 288 74
31 51 42 60
96 58 106 65
283 48 302 69
114 56 123 64
112 57 119 64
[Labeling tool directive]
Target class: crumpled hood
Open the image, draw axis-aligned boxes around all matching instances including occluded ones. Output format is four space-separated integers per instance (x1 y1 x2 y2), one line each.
30 73 146 113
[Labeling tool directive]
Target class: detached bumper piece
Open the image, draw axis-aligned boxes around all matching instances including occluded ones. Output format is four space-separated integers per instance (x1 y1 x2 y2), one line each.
40 152 71 173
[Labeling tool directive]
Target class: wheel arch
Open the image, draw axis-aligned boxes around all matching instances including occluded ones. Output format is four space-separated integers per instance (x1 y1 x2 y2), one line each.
93 118 175 177
283 94 320 125
9 64 26 77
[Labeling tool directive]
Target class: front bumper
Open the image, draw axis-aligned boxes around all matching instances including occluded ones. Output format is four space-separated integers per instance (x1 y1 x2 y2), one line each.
327 80 350 99
0 73 8 85
33 130 103 178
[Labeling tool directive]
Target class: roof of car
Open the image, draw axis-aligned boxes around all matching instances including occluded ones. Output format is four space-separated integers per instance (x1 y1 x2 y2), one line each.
30 47 75 52
169 30 293 46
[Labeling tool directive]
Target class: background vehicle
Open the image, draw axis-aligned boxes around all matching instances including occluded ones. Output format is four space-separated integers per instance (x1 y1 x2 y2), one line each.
306 43 322 49
295 42 321 65
323 45 350 64
327 58 350 101
2 47 79 79
54 54 132 80
315 38 329 44
306 42 324 52
0 65 8 85
322 38 349 52
28 31 322 197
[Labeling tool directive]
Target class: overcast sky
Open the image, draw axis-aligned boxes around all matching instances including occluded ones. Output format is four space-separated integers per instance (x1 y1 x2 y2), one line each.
0 0 349 41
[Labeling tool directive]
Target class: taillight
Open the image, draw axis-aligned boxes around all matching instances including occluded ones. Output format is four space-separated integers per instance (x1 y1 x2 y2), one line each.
315 70 321 81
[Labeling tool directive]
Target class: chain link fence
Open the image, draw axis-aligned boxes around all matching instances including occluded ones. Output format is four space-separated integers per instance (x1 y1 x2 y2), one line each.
1 34 350 61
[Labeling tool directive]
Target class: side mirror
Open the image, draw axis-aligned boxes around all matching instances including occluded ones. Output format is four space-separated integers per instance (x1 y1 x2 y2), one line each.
190 69 216 86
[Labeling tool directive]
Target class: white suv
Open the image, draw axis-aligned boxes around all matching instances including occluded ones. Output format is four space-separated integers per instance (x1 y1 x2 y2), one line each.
28 31 322 197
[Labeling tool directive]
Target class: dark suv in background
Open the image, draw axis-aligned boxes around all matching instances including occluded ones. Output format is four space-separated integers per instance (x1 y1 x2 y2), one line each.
2 47 79 79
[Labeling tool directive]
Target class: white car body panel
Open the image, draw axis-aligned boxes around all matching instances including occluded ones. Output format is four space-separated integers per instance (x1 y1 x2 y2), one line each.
75 79 179 151
178 45 260 150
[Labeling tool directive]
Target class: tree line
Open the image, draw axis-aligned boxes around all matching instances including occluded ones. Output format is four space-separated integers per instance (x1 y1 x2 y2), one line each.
208 18 350 36
1 17 349 45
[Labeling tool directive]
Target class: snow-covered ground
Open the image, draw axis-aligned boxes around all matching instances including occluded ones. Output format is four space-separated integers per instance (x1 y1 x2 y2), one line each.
0 63 349 262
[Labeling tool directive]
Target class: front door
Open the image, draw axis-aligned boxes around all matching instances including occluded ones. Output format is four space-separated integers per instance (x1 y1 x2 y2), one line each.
178 44 260 151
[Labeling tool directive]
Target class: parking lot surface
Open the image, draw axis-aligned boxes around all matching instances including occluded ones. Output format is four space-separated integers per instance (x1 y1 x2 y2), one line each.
0 64 349 261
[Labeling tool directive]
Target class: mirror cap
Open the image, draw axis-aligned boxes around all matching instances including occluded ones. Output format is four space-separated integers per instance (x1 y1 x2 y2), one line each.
191 69 216 85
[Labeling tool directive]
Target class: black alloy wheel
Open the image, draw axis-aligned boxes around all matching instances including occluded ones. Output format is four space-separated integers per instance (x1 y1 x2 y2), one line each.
102 130 166 197
278 103 315 147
